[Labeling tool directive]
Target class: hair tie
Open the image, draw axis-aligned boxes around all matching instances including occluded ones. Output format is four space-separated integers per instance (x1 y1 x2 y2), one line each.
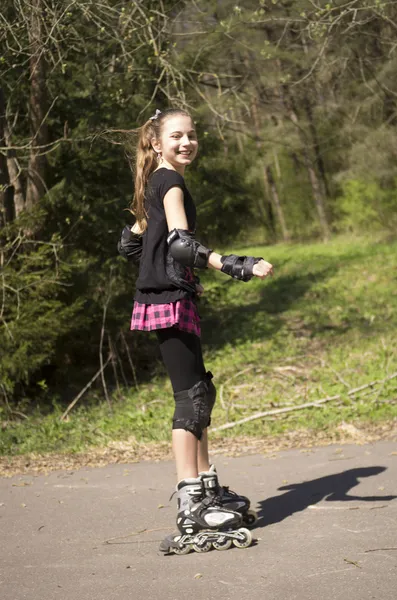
149 109 162 121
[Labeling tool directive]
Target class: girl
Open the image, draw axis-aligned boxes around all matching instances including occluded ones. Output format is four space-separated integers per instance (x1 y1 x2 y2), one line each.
118 108 274 554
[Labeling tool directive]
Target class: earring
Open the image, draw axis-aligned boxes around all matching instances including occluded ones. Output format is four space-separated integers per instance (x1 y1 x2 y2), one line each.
157 152 162 163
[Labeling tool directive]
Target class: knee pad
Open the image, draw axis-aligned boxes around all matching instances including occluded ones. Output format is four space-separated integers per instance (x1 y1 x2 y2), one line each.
173 372 217 440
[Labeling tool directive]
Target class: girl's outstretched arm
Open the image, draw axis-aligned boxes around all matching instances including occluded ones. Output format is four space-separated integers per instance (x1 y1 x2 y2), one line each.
208 252 273 280
164 186 273 280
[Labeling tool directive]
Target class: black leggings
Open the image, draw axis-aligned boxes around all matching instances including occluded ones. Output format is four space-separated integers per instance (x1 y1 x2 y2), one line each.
156 327 216 439
156 327 206 393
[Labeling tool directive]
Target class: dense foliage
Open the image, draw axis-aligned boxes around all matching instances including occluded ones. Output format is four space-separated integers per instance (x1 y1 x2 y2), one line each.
0 0 396 407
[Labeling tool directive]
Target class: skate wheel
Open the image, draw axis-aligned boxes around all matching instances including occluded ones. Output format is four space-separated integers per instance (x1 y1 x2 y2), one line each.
173 544 192 556
232 527 253 549
192 539 212 553
243 509 258 527
212 536 232 551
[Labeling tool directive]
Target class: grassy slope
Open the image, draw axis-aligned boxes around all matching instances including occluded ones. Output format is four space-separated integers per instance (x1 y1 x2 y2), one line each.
1 234 397 456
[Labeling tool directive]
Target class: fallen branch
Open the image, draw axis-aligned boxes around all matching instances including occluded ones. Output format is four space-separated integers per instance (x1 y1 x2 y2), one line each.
223 365 256 386
324 362 350 389
60 354 112 422
212 395 341 431
212 372 397 432
219 366 256 413
230 383 255 390
346 372 397 395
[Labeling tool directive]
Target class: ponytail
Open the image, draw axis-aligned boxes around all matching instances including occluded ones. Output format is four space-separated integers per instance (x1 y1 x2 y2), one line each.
131 119 158 232
130 108 190 233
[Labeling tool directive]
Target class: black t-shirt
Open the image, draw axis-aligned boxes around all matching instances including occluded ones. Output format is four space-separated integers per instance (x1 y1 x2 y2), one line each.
135 168 196 304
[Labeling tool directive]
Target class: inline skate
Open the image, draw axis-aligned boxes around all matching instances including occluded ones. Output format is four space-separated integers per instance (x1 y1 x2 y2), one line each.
199 464 258 527
159 477 253 555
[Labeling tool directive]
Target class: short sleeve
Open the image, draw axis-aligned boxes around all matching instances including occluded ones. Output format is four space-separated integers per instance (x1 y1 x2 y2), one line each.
157 170 185 204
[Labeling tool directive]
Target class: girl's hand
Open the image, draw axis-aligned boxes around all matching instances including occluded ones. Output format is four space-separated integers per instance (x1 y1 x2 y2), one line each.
252 259 274 279
131 222 144 235
195 283 204 297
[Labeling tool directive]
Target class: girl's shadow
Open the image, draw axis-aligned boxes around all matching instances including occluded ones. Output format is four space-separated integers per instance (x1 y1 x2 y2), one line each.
256 466 396 527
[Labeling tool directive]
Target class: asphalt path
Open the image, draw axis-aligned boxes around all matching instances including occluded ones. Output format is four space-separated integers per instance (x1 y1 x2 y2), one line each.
1 440 396 600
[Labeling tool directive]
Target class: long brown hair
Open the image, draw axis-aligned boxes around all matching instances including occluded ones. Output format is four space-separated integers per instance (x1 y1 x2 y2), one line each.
131 108 190 232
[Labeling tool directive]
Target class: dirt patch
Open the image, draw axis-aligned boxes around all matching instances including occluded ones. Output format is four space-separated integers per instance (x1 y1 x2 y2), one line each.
1 419 396 477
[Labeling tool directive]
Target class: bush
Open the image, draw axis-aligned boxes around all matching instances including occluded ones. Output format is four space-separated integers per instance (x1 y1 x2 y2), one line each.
336 179 397 233
0 220 85 399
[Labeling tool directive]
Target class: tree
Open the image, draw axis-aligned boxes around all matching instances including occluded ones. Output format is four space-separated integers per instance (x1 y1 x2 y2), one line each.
1 0 397 407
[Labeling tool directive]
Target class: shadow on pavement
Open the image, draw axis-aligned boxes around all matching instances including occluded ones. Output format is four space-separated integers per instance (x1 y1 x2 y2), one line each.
256 466 397 528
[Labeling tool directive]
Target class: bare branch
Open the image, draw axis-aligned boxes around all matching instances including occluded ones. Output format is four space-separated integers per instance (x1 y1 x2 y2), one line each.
212 372 397 432
60 354 112 422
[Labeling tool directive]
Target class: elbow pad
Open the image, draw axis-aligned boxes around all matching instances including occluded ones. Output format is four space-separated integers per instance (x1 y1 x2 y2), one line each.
220 254 263 282
117 225 143 265
167 229 212 269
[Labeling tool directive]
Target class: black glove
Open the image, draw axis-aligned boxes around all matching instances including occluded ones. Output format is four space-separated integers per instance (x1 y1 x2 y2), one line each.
117 226 143 265
220 254 263 282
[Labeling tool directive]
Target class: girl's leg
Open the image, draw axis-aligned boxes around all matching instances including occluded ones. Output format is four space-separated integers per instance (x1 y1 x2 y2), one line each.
198 428 210 473
172 427 210 482
172 429 198 481
156 328 210 482
156 329 253 554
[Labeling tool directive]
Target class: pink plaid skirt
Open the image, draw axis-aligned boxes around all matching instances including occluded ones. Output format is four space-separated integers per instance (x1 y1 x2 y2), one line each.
130 298 201 337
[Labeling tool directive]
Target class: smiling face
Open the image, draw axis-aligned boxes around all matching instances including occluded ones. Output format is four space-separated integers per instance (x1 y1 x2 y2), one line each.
152 114 198 174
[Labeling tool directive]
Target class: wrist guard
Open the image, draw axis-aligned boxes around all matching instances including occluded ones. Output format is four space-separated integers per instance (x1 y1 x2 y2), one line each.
117 225 143 265
167 229 212 269
220 254 263 282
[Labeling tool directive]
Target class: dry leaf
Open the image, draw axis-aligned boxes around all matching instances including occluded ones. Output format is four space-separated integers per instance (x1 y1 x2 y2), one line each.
343 558 361 568
1 420 396 478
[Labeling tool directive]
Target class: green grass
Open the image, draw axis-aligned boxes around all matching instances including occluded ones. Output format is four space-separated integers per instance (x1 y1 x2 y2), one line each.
1 233 397 456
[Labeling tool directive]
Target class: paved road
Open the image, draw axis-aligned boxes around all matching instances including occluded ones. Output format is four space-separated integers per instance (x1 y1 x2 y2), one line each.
1 441 397 600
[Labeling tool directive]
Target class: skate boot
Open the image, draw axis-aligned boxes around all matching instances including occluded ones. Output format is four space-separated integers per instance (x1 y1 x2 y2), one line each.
159 477 253 555
199 464 258 527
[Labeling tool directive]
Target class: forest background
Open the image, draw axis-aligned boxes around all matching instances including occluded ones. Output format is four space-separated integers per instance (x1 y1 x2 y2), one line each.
1 0 397 458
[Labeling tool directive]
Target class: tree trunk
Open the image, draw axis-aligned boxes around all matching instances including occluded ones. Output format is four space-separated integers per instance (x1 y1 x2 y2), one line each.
229 107 245 154
252 95 289 241
0 87 24 220
305 158 330 239
25 0 49 210
0 90 9 226
266 165 290 241
302 93 330 198
251 95 276 238
260 164 276 236
282 87 331 240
